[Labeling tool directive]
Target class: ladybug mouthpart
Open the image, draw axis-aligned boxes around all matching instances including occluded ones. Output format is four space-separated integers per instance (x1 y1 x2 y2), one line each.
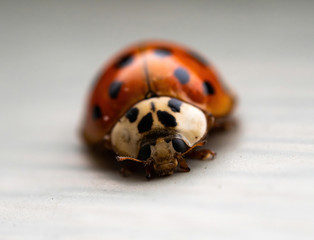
116 153 182 176
153 160 178 176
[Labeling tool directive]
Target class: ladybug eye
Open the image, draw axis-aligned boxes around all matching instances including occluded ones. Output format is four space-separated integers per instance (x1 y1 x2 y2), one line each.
172 138 189 153
138 144 151 160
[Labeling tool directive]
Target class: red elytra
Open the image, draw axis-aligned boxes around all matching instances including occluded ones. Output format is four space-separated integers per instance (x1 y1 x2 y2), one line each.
82 40 235 146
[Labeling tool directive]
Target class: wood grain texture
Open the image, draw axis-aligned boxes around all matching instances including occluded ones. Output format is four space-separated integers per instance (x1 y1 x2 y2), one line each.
0 1 314 239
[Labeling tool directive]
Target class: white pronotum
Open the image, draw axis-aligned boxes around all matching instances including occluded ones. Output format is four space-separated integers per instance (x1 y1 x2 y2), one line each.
110 96 207 158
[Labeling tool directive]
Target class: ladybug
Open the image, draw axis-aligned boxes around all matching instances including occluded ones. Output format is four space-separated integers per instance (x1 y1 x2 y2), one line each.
82 40 235 178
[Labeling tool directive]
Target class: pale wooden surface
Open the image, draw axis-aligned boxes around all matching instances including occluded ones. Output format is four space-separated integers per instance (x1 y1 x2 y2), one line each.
1 1 314 239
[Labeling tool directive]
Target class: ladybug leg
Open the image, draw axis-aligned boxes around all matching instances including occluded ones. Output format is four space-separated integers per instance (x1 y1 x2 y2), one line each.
177 156 190 172
181 141 216 160
186 148 216 160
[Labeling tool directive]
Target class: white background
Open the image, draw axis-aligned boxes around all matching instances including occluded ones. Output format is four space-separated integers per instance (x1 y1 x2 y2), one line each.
1 0 314 239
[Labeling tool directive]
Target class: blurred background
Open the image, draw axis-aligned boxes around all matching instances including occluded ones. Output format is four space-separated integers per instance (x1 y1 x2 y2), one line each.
1 0 314 239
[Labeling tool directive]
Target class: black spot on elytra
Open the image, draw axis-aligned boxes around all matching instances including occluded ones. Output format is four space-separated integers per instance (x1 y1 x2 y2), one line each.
138 144 151 160
115 54 133 68
150 102 156 112
168 98 182 112
188 50 209 66
138 113 153 133
174 67 190 84
203 81 215 95
172 138 189 153
93 105 102 119
154 48 172 57
108 81 123 99
125 107 139 123
157 110 177 127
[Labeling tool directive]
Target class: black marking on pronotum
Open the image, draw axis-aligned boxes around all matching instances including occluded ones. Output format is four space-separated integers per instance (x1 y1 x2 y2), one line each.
108 81 123 99
172 138 189 153
125 107 139 123
142 129 176 143
203 81 215 95
188 50 209 66
157 110 177 127
174 67 190 84
150 102 156 112
168 98 182 112
154 48 172 57
115 54 133 68
138 112 153 133
93 105 102 119
138 144 151 160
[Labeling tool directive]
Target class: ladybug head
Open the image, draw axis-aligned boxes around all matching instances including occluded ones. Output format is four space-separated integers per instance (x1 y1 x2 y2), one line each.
117 135 203 178
143 137 180 177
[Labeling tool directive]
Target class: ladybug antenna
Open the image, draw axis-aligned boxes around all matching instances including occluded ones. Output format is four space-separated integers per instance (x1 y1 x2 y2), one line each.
116 156 144 163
